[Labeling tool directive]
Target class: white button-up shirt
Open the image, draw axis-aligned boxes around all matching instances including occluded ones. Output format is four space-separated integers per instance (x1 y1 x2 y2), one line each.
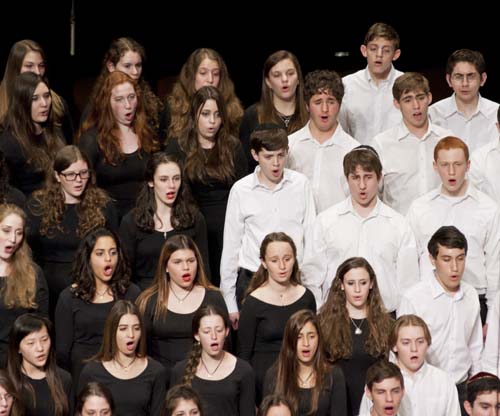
220 167 316 313
483 292 500 376
397 277 483 384
429 94 499 152
339 66 403 144
470 139 500 204
358 361 461 416
407 184 500 308
371 120 453 214
301 197 419 311
288 121 360 213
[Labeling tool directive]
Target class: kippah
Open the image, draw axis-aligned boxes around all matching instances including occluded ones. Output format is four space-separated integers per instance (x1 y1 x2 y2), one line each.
350 145 380 160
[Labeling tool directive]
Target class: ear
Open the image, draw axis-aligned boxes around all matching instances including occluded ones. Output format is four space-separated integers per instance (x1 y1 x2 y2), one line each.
392 345 398 354
264 76 272 90
427 92 433 106
393 98 401 111
429 253 437 268
365 385 372 401
392 49 401 61
446 74 453 88
224 327 230 338
147 181 154 188
369 281 374 290
496 122 500 134
106 61 116 73
261 259 267 270
360 44 368 58
466 159 471 172
251 149 259 163
463 400 472 415
433 160 438 173
54 172 61 183
480 72 487 87
340 281 345 291
194 334 200 343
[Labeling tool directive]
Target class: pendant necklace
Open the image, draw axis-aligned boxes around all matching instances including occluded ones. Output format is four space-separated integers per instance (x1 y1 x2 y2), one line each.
298 369 315 387
350 318 365 335
95 287 110 300
113 355 137 372
201 352 225 377
169 283 194 303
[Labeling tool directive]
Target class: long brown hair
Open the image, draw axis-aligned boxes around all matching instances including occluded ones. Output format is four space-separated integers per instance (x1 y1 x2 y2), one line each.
318 257 392 360
136 235 215 321
244 232 301 299
79 71 159 165
257 50 308 134
182 304 229 386
29 145 110 237
273 310 331 415
0 369 22 416
7 314 69 416
167 48 243 139
0 204 38 309
92 300 147 362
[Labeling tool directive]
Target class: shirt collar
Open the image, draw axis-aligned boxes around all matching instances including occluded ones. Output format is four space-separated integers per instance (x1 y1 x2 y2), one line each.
444 93 485 118
429 272 464 300
396 119 442 142
339 197 392 219
364 65 398 84
250 166 291 190
297 121 351 147
430 182 479 203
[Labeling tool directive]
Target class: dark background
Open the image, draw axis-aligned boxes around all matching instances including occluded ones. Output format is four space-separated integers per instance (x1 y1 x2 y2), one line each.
1 4 497 125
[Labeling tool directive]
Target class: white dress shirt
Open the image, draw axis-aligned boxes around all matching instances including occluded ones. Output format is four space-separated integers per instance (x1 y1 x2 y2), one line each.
407 183 500 308
397 277 483 384
482 292 500 376
288 121 360 213
429 94 499 152
339 66 403 145
371 120 453 214
470 138 500 204
301 197 419 311
358 361 460 416
220 167 316 313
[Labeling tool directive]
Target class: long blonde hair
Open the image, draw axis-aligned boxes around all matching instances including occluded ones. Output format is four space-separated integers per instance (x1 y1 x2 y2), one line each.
0 204 37 309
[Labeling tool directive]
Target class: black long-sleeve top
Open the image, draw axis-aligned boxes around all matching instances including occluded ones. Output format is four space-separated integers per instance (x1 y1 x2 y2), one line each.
263 364 348 416
119 209 209 290
78 358 167 416
171 357 255 416
0 265 48 368
78 128 152 219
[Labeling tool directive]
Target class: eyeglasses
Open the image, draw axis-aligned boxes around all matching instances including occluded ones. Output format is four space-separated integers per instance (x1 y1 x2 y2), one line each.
451 73 480 83
59 169 90 181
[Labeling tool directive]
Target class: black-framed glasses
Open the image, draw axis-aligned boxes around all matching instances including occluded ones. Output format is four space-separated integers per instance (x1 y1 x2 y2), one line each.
59 169 91 181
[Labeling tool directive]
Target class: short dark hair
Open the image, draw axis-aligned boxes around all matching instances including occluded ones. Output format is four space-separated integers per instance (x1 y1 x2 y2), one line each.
343 145 382 179
446 49 486 75
304 69 344 104
364 22 400 49
250 124 288 154
427 225 468 258
366 360 404 391
466 372 500 405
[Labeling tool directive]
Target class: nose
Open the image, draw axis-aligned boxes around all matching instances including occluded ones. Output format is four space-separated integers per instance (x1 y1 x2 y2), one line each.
303 336 310 347
354 282 361 293
451 258 459 272
385 391 394 403
210 329 217 339
104 251 112 262
127 327 135 338
278 259 286 270
321 101 329 113
448 164 456 175
131 66 139 76
207 72 214 84
124 98 132 109
8 231 17 244
359 177 367 190
410 341 418 352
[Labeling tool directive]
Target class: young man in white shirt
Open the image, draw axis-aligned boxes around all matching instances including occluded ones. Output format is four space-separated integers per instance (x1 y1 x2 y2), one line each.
359 360 405 416
407 136 500 324
339 22 403 145
429 49 499 152
372 72 452 214
397 226 483 407
482 293 500 377
464 372 500 416
288 69 359 213
302 145 418 311
220 124 316 328
470 107 500 203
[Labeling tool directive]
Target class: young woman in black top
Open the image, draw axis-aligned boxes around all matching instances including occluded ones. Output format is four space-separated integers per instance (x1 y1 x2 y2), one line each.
55 227 140 382
264 310 347 416
0 204 48 368
27 145 118 316
7 313 71 416
78 300 167 416
75 381 115 416
119 152 209 290
78 71 160 219
258 394 295 416
238 232 316 403
171 304 255 416
318 257 392 416
0 369 21 416
0 72 65 196
163 384 204 416
136 235 227 382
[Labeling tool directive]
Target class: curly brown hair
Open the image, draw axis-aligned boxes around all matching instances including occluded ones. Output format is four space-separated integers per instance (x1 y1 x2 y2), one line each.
29 145 110 238
167 48 243 139
318 257 392 361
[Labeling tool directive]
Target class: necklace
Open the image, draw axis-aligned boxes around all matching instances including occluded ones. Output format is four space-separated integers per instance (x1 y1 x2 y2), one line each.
95 286 110 300
278 112 292 127
113 355 137 372
169 283 194 303
298 369 315 387
201 352 225 377
350 318 365 335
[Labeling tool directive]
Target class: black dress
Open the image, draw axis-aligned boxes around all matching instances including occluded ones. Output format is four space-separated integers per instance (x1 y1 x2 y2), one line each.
78 128 152 219
78 358 167 416
264 365 348 416
0 266 48 368
171 357 255 416
0 130 48 196
337 319 381 416
165 139 247 285
119 209 209 290
27 199 118 316
237 289 316 403
21 367 72 416
55 284 141 382
143 289 228 383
